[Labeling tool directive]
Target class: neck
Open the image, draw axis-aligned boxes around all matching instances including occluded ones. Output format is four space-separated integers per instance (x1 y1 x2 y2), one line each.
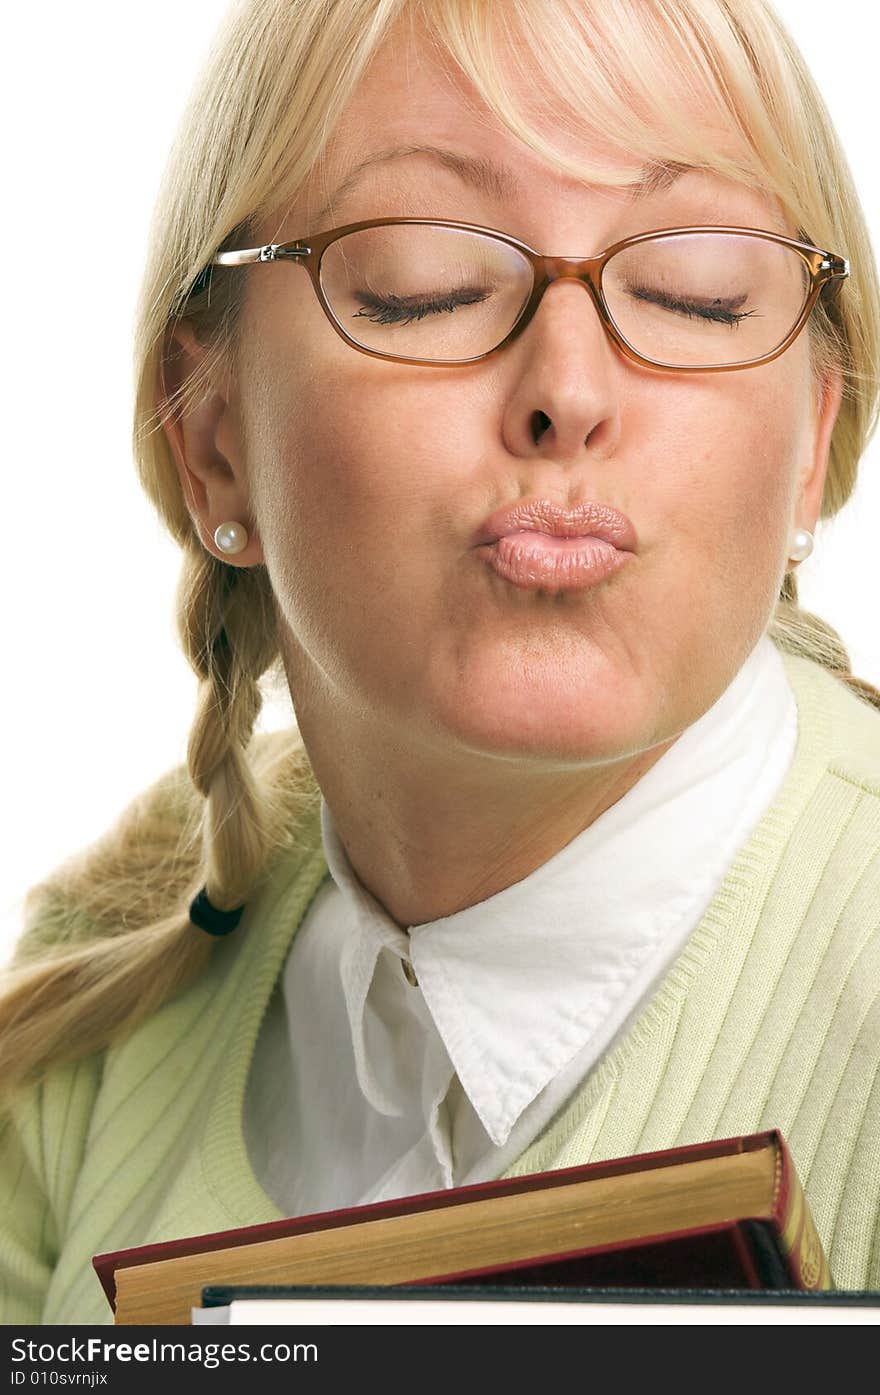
290 701 679 928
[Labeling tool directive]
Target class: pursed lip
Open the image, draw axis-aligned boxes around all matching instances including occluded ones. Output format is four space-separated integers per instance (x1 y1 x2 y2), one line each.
472 498 638 552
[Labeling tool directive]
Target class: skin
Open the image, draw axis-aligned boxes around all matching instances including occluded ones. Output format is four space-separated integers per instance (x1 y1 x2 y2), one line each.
162 23 842 930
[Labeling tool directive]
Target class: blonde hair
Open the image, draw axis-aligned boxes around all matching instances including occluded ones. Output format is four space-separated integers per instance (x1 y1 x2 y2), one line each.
3 0 879 1096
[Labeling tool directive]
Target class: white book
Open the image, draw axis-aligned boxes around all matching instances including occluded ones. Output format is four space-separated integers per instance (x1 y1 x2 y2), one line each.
190 1289 880 1326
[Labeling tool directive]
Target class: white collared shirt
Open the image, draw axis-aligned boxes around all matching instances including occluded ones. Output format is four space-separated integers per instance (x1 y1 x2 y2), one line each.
244 635 797 1215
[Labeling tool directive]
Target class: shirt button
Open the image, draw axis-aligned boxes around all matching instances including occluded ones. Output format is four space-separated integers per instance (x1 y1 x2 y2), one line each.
402 958 419 987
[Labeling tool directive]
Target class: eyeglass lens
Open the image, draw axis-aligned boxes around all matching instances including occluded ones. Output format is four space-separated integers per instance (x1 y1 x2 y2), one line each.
318 226 812 366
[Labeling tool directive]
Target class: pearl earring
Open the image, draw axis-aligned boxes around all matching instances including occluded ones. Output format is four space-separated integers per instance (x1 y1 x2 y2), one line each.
788 528 814 564
213 521 249 556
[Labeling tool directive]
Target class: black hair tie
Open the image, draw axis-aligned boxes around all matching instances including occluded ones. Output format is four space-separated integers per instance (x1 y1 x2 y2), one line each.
189 885 245 936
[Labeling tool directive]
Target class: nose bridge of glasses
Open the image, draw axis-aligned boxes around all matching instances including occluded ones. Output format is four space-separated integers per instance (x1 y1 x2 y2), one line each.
543 254 602 283
533 256 606 319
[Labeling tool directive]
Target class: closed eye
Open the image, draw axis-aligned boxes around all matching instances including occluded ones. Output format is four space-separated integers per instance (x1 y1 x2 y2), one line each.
627 286 759 325
352 287 491 326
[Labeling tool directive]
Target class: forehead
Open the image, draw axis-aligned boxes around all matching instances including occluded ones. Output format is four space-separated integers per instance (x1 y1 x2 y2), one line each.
296 16 783 233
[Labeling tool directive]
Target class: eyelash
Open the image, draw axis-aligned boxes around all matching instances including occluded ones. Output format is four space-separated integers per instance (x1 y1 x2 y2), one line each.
627 285 756 326
352 288 490 325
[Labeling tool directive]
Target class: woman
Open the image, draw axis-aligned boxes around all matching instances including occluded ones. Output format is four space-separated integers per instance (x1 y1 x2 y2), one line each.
2 0 879 1325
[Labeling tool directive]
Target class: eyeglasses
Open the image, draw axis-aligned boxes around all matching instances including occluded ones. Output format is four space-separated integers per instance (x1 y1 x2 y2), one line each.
204 218 849 372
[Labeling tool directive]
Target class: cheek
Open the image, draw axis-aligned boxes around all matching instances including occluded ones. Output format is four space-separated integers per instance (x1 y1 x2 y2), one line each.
661 382 802 614
252 362 459 521
247 341 500 584
239 348 481 659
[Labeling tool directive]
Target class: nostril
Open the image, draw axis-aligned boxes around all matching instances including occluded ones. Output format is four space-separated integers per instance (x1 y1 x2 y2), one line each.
531 409 551 444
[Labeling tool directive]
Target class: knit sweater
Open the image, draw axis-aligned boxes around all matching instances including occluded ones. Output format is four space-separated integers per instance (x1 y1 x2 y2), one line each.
1 651 879 1325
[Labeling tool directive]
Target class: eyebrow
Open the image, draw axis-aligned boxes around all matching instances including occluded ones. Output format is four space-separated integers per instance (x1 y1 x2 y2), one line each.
310 144 694 225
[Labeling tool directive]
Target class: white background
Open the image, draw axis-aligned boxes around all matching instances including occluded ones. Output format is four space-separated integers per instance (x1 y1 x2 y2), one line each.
2 1 878 961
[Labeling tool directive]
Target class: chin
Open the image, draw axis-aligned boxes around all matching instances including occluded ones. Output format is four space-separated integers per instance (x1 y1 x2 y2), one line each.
426 664 656 767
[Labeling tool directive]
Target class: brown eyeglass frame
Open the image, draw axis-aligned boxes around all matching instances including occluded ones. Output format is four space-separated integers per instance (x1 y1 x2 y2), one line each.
206 218 849 372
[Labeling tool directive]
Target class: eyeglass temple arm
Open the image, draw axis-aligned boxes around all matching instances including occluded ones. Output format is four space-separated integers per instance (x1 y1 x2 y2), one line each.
212 244 311 265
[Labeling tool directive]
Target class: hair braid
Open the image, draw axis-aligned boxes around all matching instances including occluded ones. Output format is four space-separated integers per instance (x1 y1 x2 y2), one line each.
177 543 283 912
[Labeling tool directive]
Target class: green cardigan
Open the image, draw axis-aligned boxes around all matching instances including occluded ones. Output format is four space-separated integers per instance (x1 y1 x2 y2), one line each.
2 651 879 1325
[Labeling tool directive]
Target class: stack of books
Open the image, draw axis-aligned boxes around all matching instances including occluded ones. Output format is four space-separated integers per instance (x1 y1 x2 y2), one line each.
93 1130 833 1325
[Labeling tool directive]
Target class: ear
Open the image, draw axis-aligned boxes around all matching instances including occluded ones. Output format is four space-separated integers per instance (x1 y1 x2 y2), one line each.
794 364 844 534
158 320 265 567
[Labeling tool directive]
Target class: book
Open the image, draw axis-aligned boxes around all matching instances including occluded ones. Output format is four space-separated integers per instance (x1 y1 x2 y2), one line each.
93 1129 832 1325
191 1284 879 1327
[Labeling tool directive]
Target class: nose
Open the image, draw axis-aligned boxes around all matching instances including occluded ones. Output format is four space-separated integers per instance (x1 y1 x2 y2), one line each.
500 272 622 462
